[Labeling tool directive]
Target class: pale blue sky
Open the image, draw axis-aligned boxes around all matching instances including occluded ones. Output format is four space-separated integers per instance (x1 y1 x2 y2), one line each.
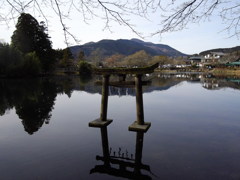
0 3 239 55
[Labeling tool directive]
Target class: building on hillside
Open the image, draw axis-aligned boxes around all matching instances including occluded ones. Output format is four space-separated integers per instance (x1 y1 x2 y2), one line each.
203 52 227 63
188 56 203 66
189 56 202 62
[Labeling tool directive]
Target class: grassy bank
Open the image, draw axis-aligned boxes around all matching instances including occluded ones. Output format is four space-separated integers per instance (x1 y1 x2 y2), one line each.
209 68 240 77
155 68 240 77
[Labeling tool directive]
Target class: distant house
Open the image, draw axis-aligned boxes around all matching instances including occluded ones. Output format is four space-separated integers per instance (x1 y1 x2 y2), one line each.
203 52 227 63
189 56 202 62
188 56 203 66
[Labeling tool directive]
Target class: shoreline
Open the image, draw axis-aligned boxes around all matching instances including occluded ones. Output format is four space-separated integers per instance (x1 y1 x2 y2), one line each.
1 67 240 78
155 68 240 77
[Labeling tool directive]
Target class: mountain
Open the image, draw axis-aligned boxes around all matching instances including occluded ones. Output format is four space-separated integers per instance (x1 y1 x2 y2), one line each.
70 38 187 58
199 46 240 55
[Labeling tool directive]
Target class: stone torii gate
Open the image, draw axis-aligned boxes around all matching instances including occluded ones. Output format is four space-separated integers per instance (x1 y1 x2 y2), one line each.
89 63 158 132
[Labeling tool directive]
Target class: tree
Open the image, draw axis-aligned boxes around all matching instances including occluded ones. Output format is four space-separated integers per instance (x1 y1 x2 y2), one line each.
104 54 125 67
11 13 54 72
78 51 85 61
1 1 239 44
122 50 151 67
0 42 43 76
0 43 23 76
88 48 106 65
60 48 74 67
23 52 41 76
78 61 93 76
150 55 171 65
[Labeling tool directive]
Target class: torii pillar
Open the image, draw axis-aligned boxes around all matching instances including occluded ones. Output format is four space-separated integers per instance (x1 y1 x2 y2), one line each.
89 74 113 128
129 74 151 132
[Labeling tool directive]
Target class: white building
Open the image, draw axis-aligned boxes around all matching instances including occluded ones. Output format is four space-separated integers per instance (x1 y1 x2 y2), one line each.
203 52 227 63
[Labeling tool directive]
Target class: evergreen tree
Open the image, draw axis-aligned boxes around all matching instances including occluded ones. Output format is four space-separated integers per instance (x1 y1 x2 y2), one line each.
78 61 92 76
60 48 74 68
0 43 23 76
62 48 73 61
78 51 85 61
11 13 55 72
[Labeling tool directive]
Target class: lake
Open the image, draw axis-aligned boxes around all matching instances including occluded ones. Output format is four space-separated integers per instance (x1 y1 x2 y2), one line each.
0 73 240 180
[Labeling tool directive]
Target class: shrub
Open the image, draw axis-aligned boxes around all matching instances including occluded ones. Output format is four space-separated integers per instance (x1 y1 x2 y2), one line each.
0 44 23 76
78 61 93 76
0 44 41 76
23 52 41 76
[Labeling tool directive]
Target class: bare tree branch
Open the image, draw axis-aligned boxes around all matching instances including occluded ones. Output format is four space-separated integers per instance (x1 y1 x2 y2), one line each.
152 0 220 35
220 3 240 38
1 0 239 45
97 0 143 38
53 0 80 46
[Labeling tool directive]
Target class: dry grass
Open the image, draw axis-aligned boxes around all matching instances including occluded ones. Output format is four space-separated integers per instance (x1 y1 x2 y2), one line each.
210 68 240 77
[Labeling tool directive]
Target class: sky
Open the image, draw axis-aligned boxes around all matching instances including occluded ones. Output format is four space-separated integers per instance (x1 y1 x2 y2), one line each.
0 1 239 55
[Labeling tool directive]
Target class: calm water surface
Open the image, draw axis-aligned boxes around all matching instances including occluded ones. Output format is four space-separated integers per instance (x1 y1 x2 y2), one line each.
0 74 240 180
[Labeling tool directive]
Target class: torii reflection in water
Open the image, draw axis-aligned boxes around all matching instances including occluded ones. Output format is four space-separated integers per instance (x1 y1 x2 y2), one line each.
89 70 155 179
90 126 152 179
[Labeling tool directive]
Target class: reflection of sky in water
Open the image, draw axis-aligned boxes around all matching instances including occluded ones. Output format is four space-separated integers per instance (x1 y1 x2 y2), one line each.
144 81 240 179
0 79 240 179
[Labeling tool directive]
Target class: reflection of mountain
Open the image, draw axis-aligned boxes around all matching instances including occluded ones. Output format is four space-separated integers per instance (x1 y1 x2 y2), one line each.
59 76 183 96
86 74 200 96
76 75 186 96
54 74 202 97
146 76 185 92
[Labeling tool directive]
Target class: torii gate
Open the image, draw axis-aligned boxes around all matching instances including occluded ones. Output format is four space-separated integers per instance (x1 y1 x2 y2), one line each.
89 63 158 132
88 63 158 179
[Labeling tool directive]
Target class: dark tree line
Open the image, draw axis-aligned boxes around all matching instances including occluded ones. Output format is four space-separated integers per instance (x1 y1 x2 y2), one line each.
11 13 55 72
0 13 55 76
0 12 92 76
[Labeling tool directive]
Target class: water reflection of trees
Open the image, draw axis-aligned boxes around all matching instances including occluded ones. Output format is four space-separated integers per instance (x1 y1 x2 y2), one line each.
1 74 240 134
15 80 57 134
0 79 57 134
0 76 99 134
